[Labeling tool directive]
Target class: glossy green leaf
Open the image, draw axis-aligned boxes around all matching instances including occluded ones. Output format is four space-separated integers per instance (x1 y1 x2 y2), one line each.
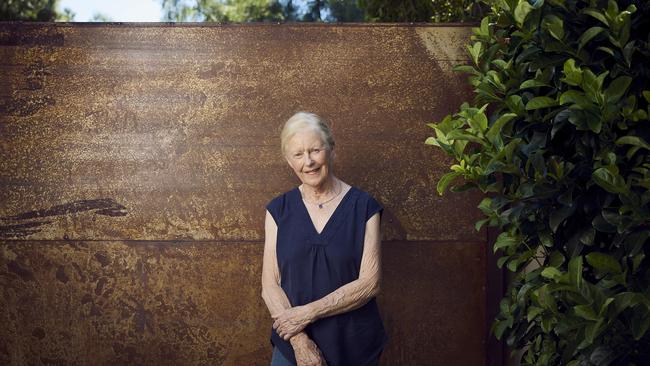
592 167 627 194
586 252 622 274
606 0 619 18
550 205 575 233
525 96 558 110
623 40 635 66
486 113 517 145
469 112 488 133
541 314 554 333
493 317 512 339
527 306 544 322
614 292 640 314
578 27 605 50
582 9 609 26
541 267 563 281
520 79 549 89
631 309 650 340
561 59 582 86
446 130 486 145
596 46 615 56
605 76 632 103
496 255 510 268
543 14 564 40
514 0 535 27
559 90 591 107
437 171 462 195
452 65 480 75
537 285 558 312
467 42 482 66
615 136 650 150
568 256 583 287
424 136 438 146
599 297 615 316
574 305 598 320
493 231 518 252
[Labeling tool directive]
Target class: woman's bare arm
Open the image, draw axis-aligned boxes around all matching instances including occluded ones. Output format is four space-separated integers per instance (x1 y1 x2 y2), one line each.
261 210 292 318
260 210 313 347
273 212 382 339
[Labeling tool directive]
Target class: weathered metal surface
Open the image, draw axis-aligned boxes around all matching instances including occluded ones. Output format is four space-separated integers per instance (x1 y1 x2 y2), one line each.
0 23 480 243
381 240 486 366
0 240 484 366
1 241 269 365
0 23 490 365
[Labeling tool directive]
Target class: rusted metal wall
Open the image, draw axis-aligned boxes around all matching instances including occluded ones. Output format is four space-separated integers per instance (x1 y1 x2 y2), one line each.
0 23 489 365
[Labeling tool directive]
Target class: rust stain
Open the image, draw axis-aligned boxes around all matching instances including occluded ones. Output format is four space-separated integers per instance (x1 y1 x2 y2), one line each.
0 221 52 238
0 94 55 117
7 260 35 281
1 198 127 221
0 198 127 239
55 265 68 283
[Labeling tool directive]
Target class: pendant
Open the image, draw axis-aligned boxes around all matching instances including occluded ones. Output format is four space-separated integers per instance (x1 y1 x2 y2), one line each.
318 203 323 209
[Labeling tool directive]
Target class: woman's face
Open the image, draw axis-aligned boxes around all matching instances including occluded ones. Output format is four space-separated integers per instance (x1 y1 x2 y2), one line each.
285 129 332 189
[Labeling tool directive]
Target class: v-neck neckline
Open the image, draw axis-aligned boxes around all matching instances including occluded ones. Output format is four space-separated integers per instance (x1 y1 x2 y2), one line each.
296 185 355 236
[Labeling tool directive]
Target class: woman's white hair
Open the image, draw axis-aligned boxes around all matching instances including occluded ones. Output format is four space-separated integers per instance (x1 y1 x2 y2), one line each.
280 112 335 155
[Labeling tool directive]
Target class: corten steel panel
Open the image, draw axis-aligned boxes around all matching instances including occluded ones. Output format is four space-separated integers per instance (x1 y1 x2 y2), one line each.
0 23 491 365
0 240 484 366
0 23 481 242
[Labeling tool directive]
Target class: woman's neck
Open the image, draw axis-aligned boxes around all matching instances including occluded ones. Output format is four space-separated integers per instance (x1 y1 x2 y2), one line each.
301 176 338 202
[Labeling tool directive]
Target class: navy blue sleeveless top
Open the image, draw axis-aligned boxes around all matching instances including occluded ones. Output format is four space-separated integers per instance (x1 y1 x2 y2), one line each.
266 186 389 366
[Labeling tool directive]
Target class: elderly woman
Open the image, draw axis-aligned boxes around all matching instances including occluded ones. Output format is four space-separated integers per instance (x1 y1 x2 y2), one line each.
261 112 389 366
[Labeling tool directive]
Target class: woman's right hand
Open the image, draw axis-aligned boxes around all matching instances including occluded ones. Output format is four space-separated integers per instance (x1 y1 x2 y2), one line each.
289 333 327 366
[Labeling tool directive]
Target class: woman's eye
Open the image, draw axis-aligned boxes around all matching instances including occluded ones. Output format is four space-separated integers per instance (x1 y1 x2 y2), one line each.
313 149 320 153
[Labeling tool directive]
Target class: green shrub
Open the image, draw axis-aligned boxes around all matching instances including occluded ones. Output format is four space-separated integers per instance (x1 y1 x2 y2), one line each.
426 0 650 364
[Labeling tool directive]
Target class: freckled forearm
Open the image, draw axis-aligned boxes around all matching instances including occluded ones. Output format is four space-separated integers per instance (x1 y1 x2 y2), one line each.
305 277 379 321
262 283 312 347
261 282 292 319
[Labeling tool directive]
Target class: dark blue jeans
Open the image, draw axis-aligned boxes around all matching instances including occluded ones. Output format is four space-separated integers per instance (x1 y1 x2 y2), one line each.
270 347 294 366
270 347 383 366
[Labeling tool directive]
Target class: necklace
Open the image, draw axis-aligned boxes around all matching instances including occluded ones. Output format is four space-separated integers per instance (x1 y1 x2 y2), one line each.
300 180 342 209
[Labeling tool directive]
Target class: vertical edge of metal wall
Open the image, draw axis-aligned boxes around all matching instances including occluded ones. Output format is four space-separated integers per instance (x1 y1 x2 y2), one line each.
486 224 506 366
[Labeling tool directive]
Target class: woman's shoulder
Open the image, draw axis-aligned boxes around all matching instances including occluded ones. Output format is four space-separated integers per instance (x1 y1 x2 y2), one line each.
349 186 380 204
348 186 383 221
266 187 298 214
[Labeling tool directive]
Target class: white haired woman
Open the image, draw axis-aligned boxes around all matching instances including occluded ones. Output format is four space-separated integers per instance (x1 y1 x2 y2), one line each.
261 112 388 366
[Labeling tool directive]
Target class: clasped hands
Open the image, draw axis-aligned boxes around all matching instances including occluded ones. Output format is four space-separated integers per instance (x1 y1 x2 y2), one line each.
274 305 327 366
272 304 315 340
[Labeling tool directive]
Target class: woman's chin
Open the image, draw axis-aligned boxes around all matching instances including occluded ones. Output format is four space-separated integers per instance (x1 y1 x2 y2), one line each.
301 174 326 187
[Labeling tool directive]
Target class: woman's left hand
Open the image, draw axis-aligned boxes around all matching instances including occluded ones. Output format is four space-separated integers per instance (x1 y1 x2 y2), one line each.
273 305 315 340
